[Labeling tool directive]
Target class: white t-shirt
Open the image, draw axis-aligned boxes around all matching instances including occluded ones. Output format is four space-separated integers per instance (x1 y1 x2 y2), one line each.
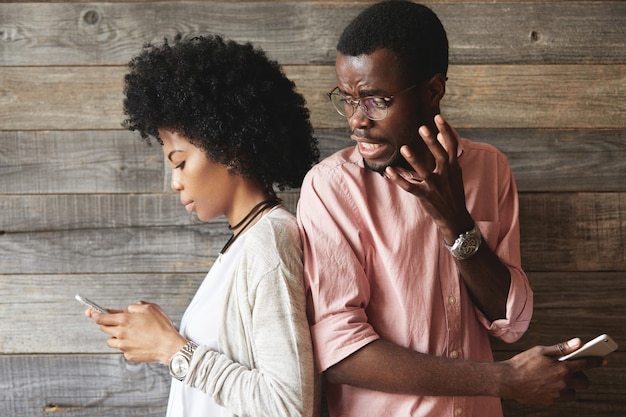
166 235 246 417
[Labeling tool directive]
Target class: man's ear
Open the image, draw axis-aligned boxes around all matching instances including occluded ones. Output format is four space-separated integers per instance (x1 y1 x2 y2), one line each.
425 73 446 105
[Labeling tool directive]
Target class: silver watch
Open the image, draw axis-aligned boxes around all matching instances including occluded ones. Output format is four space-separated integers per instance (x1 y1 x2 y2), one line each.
444 222 482 260
169 340 198 381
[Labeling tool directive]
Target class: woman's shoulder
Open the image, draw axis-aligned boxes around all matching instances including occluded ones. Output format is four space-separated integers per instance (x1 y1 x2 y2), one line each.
244 206 301 258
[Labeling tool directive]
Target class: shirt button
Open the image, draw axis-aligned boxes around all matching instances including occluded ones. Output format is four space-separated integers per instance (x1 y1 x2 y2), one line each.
456 407 463 416
448 295 456 305
450 350 459 359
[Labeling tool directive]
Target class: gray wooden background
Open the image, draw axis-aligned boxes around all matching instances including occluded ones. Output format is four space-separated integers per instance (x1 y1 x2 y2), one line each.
1 1 624 416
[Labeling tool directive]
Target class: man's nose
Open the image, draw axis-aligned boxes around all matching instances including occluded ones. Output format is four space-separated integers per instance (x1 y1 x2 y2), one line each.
347 104 374 131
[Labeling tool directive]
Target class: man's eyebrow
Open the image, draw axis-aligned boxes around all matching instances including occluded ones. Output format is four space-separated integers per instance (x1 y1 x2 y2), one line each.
167 149 182 162
338 87 387 97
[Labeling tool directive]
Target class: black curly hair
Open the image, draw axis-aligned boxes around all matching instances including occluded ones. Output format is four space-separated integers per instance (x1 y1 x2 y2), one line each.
337 0 448 83
122 34 319 190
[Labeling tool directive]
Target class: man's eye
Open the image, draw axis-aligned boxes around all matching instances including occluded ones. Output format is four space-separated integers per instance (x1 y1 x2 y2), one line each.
341 97 355 105
366 97 387 109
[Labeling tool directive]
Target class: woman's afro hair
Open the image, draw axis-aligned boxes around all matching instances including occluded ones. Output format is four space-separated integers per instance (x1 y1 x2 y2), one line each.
122 34 319 190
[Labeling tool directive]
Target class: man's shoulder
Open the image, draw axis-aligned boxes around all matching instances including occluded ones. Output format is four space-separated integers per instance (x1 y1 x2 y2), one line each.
303 146 362 180
459 137 510 167
316 146 360 168
460 137 503 155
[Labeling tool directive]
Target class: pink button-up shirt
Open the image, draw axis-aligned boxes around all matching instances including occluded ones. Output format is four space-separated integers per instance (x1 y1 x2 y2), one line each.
297 139 533 417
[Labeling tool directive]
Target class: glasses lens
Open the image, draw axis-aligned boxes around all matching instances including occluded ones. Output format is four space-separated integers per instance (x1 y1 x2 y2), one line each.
329 93 351 117
361 97 387 120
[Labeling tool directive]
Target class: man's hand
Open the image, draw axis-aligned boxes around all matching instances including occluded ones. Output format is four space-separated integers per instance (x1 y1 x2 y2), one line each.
89 301 187 364
384 114 473 243
500 338 606 406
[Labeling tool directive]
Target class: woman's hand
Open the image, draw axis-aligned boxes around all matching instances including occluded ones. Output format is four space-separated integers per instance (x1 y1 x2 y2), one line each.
87 301 187 364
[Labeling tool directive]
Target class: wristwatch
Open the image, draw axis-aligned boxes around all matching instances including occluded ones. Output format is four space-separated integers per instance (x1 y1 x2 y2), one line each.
444 222 482 260
168 340 198 381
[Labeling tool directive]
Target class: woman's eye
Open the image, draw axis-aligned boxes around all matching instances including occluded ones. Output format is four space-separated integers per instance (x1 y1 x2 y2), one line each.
175 161 185 170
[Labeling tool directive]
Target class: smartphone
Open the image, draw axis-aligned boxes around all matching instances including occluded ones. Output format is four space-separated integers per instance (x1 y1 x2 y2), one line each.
558 334 618 361
75 294 109 314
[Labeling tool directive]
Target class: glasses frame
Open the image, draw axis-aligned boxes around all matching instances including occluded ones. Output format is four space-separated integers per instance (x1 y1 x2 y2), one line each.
327 84 418 121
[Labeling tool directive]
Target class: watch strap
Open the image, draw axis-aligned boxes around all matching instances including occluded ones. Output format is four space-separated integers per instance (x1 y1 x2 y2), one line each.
180 340 198 358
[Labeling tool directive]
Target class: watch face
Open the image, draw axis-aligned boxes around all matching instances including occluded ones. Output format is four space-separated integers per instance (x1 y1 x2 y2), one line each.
459 236 480 258
170 354 190 378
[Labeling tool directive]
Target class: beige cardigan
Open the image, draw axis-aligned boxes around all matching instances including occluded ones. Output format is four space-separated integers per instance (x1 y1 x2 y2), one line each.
185 207 319 417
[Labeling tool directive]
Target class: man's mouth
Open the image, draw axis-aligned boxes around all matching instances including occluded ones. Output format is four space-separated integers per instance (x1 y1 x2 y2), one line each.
355 140 388 160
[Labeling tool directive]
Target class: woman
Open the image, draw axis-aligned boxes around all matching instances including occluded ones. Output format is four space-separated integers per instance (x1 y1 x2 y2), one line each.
86 34 319 417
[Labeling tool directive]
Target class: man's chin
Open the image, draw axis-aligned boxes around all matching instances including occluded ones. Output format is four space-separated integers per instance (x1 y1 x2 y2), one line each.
363 154 412 175
363 159 388 175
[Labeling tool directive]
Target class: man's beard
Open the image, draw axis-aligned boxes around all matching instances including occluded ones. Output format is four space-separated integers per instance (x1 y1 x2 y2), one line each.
363 146 413 175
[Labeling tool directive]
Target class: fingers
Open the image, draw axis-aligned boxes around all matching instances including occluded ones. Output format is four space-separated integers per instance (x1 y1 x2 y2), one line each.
433 114 459 165
546 338 581 357
91 311 126 326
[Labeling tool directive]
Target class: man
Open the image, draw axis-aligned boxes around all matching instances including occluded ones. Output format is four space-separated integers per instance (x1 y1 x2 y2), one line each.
297 1 602 416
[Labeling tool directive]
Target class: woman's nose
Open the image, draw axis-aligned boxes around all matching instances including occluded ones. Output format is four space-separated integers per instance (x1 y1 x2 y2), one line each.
171 173 183 191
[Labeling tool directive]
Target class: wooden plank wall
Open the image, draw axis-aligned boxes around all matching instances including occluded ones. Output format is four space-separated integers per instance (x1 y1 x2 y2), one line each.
1 1 624 416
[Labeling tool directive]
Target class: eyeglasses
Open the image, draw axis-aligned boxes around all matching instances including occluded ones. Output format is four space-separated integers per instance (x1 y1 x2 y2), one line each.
327 84 417 121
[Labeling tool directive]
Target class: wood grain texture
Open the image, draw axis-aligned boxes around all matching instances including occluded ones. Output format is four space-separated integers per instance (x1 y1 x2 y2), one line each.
519 192 626 271
0 130 164 194
0 354 170 416
0 274 201 353
0 193 299 232
493 271 626 350
1 2 624 65
319 128 626 192
1 192 623 273
3 129 624 195
2 270 623 354
1 64 625 130
1 0 625 415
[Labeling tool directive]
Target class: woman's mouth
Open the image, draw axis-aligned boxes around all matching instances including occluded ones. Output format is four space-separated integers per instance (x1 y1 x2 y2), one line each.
182 200 195 212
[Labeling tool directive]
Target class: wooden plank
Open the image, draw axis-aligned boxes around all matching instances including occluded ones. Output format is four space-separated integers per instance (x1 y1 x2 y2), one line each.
2 270 623 353
318 128 626 192
519 192 626 271
0 131 164 194
2 129 625 194
0 273 202 353
0 67 125 131
0 352 622 417
0 354 169 416
1 2 624 65
463 129 626 193
0 225 227 274
2 128 624 194
1 193 623 273
1 64 625 130
0 193 300 232
503 395 626 417
0 194 198 232
492 271 626 350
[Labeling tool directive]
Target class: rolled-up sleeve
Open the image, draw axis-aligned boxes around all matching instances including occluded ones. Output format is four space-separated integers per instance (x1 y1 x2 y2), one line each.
297 166 379 371
471 148 533 343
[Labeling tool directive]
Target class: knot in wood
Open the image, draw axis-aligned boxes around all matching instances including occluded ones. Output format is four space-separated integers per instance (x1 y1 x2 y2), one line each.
82 10 101 25
529 31 541 43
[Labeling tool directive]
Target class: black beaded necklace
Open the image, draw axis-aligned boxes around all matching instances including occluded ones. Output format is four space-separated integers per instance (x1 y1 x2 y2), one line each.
219 197 281 255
